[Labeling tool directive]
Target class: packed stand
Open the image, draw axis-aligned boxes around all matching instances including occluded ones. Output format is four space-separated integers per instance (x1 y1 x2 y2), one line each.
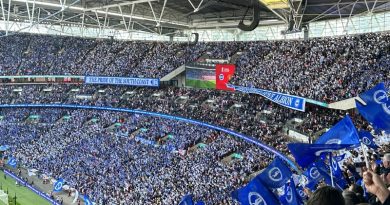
0 108 275 204
0 32 389 103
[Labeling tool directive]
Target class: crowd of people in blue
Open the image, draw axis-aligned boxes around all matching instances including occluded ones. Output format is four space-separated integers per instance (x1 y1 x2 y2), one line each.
0 32 389 102
0 31 388 205
0 108 275 204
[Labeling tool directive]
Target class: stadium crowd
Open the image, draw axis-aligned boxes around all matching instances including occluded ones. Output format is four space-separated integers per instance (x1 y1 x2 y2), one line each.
0 32 389 102
0 108 274 204
0 31 388 205
0 84 348 153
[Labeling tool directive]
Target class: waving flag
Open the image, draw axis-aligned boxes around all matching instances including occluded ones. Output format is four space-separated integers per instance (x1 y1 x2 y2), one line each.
330 154 343 178
356 83 390 132
179 195 194 205
329 156 348 189
315 116 360 146
84 195 93 205
358 130 379 149
53 178 64 192
280 179 299 205
315 161 346 190
288 143 350 168
296 185 306 204
257 158 292 188
7 157 17 168
303 164 323 189
232 178 279 205
334 153 346 162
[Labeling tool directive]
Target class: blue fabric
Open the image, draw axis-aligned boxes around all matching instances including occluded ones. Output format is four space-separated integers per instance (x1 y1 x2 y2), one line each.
315 161 345 190
226 84 306 112
334 153 346 162
179 195 194 205
315 115 360 146
53 178 64 192
356 82 390 132
330 154 343 178
280 179 299 205
232 178 280 205
303 164 323 188
296 186 306 204
288 143 350 168
84 195 93 205
7 157 17 168
358 130 379 149
257 158 292 188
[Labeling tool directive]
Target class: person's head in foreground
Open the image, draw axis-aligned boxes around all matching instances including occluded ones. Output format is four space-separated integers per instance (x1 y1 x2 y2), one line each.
307 186 345 205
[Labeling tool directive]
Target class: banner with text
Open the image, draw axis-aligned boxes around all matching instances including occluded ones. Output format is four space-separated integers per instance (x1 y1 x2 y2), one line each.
216 64 236 91
227 84 306 112
85 76 159 87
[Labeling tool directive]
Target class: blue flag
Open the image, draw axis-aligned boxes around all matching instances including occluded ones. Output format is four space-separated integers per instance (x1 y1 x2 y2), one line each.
334 153 346 162
303 164 323 189
7 157 17 168
296 185 306 204
315 116 360 146
358 130 379 149
53 178 64 192
356 83 390 132
315 161 346 190
288 143 350 168
232 178 279 205
84 195 93 205
330 154 343 178
280 179 299 205
195 202 205 205
179 195 194 205
257 158 292 188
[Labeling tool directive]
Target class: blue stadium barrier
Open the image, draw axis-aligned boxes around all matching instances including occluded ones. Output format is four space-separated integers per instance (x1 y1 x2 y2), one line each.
0 104 299 172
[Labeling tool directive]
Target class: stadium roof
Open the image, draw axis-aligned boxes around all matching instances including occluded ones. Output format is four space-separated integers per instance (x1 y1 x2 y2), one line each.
2 0 390 35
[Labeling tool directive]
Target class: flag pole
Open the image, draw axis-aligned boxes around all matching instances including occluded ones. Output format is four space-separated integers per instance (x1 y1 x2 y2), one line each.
361 143 370 169
329 153 334 187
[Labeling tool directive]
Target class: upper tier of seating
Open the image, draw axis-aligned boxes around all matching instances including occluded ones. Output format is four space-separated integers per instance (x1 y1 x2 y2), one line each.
0 32 389 103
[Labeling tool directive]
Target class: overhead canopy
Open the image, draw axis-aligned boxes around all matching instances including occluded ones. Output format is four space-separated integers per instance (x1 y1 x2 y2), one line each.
0 0 389 35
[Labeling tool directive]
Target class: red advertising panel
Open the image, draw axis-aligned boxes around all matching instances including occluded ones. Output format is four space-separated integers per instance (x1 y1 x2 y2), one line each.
216 64 236 91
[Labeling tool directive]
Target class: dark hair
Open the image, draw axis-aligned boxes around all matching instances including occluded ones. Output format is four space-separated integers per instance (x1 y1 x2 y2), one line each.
343 190 360 205
307 186 345 205
349 184 364 196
